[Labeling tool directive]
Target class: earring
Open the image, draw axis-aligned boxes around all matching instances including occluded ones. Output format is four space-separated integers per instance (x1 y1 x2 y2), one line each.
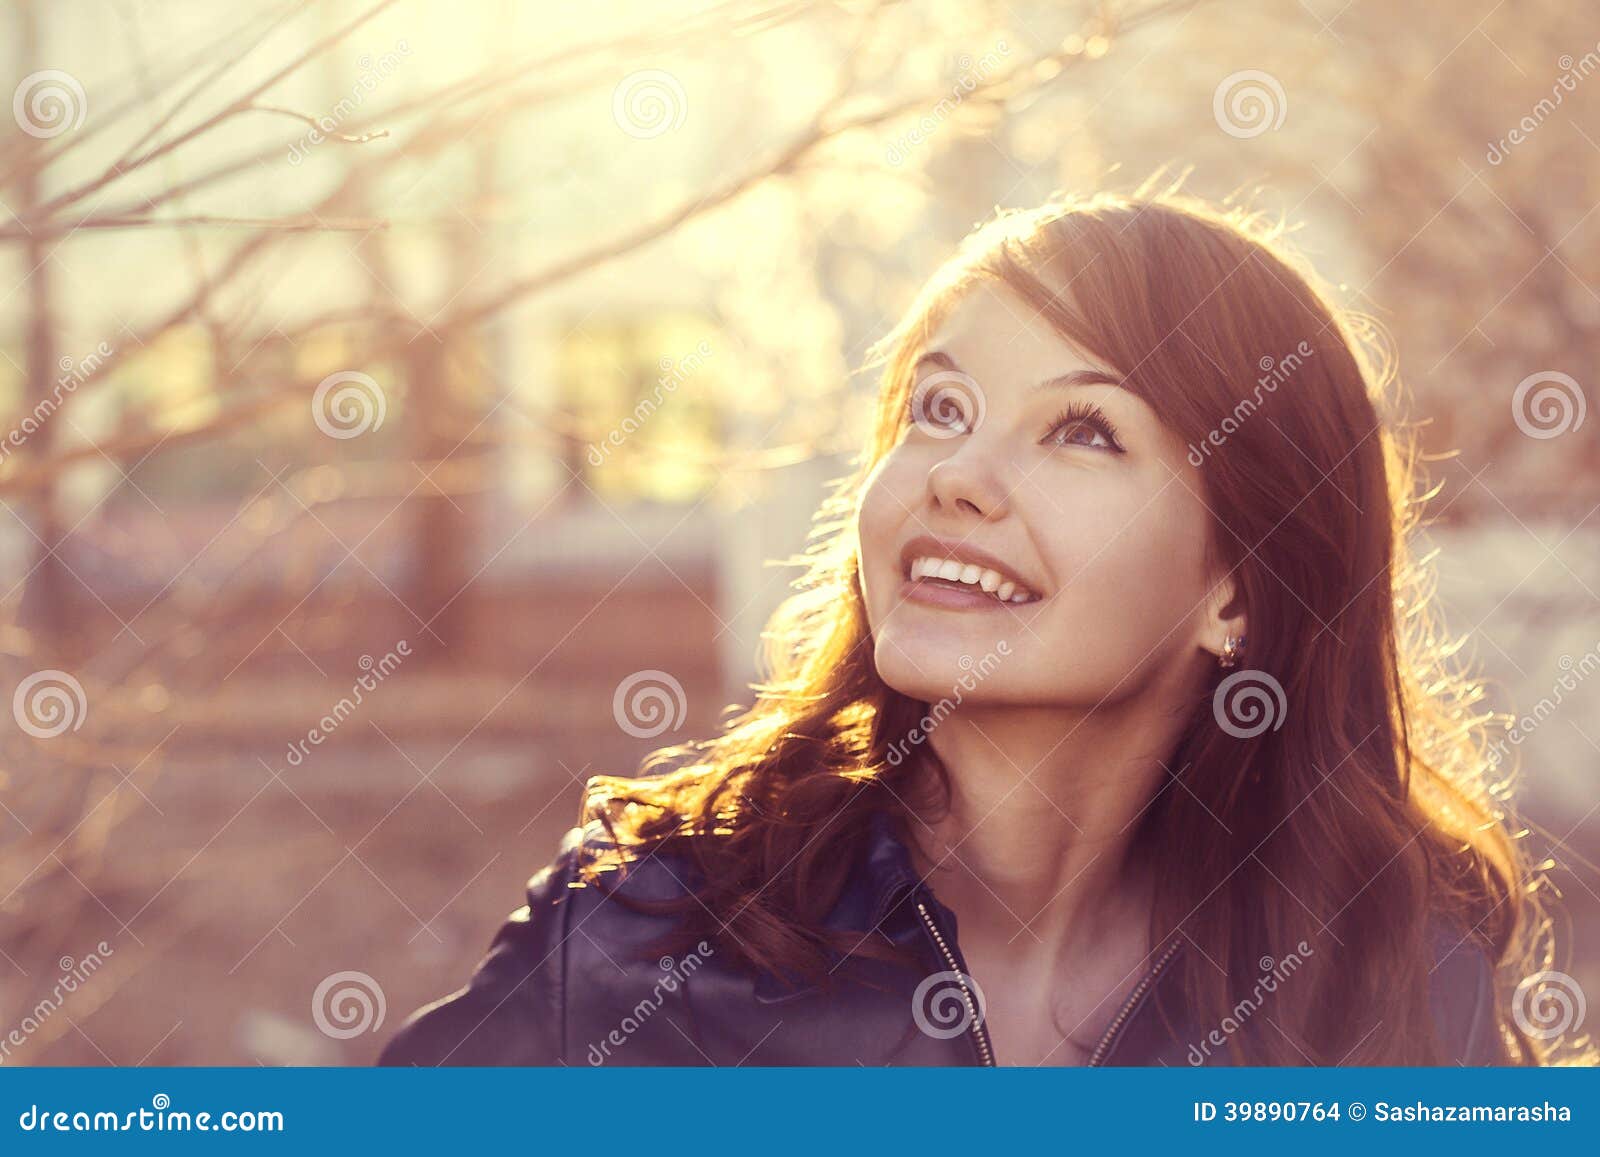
1218 633 1245 669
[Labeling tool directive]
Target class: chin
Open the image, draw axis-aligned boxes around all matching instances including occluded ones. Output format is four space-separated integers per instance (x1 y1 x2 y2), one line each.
872 633 992 700
871 640 950 700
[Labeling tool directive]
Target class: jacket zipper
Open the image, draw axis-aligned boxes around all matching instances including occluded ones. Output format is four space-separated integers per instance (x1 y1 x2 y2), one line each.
915 899 996 1066
1085 936 1184 1067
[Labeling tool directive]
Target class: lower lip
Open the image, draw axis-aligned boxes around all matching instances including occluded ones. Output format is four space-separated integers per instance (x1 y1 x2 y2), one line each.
899 577 1032 611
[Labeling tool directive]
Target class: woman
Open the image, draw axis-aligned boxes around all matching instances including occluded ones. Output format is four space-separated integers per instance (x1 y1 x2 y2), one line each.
380 184 1570 1067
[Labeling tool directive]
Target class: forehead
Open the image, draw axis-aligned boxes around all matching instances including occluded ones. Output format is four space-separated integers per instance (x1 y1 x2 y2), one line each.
921 280 1116 385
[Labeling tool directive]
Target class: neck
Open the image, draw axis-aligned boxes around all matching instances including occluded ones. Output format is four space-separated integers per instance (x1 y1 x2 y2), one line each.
901 694 1191 962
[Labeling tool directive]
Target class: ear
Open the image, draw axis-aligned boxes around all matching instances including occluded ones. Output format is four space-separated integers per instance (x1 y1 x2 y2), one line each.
1201 570 1247 663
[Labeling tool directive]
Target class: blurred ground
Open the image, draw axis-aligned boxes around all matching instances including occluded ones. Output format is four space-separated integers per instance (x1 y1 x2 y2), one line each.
4 569 728 1065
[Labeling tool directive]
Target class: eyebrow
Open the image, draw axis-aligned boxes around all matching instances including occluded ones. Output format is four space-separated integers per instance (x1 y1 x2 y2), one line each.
914 350 1128 393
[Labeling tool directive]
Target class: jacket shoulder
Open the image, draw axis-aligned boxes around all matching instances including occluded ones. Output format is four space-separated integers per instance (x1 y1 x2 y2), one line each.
378 824 623 1066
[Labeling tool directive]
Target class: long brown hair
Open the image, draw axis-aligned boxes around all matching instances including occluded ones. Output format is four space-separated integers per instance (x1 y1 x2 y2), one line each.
583 179 1579 1065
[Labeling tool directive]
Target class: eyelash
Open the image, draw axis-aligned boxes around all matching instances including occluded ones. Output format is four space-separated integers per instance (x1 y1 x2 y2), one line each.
1045 400 1124 453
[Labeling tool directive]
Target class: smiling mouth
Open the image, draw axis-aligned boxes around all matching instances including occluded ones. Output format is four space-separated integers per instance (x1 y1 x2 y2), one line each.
902 554 1042 607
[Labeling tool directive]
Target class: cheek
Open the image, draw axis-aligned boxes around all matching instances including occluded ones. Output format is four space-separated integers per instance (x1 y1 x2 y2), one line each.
854 456 919 616
1038 493 1211 650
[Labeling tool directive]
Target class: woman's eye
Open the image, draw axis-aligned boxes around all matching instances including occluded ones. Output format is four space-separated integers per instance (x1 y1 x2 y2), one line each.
1047 421 1109 449
1044 405 1123 453
907 382 980 435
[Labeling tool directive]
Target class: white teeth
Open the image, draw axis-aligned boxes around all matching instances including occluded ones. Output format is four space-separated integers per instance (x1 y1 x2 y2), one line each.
908 555 1038 603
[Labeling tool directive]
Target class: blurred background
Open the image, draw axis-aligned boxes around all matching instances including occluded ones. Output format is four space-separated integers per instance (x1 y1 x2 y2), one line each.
0 0 1596 1065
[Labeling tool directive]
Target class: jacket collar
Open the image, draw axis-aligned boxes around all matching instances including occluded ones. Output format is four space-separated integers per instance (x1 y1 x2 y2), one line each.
861 808 925 925
751 808 928 1004
853 804 1193 1064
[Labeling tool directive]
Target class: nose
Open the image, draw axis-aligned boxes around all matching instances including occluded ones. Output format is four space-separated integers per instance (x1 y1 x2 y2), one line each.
926 438 1011 520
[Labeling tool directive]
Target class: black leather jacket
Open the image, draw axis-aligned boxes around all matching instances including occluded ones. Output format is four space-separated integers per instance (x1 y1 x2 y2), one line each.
379 812 1503 1066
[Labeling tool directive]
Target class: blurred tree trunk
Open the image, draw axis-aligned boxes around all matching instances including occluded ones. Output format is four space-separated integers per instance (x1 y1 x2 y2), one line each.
14 0 75 657
405 331 471 663
402 16 505 665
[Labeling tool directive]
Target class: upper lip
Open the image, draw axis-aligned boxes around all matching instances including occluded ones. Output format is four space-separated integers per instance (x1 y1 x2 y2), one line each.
898 533 1042 596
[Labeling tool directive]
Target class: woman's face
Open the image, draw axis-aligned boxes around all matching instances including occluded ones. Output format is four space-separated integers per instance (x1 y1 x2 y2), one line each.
856 280 1231 709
